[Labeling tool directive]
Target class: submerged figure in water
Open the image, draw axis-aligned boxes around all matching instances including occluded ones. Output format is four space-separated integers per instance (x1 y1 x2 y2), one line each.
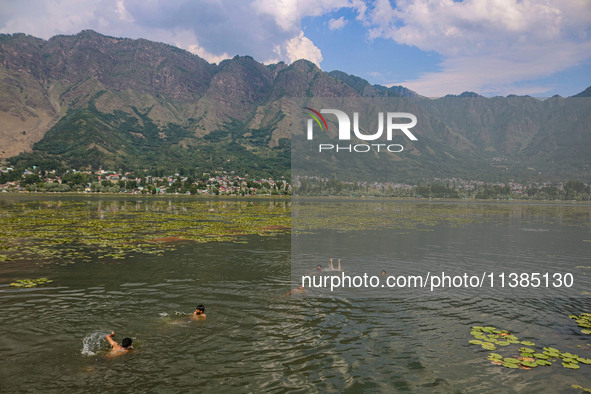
328 258 341 271
287 283 307 296
106 331 132 355
192 304 207 319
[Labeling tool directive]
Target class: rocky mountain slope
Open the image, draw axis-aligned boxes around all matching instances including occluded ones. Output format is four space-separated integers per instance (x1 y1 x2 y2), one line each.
0 30 589 181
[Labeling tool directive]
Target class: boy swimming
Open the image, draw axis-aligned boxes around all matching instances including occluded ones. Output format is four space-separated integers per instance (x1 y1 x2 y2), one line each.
105 331 132 355
192 304 206 319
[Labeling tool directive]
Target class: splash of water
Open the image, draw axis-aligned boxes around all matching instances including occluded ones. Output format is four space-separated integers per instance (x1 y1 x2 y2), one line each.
81 331 109 356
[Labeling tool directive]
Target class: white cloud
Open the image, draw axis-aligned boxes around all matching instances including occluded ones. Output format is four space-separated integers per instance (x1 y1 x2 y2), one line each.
0 0 365 68
268 31 323 66
285 31 324 65
186 40 230 65
328 16 347 30
0 0 103 38
251 0 362 31
364 0 591 96
116 0 134 22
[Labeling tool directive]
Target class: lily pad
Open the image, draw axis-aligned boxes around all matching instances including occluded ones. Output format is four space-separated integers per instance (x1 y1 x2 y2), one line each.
519 347 535 353
535 360 552 366
521 361 538 368
520 341 536 346
502 362 520 369
469 340 483 345
563 362 580 370
533 353 549 359
482 343 497 350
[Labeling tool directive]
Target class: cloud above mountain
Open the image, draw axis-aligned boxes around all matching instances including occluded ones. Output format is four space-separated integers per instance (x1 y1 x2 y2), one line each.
363 0 591 96
0 0 361 67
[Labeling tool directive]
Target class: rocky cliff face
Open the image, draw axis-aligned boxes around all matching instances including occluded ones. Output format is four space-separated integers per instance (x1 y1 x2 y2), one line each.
0 30 421 158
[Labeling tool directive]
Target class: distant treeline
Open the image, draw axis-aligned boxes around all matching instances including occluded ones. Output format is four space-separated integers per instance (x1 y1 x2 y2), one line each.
294 178 591 201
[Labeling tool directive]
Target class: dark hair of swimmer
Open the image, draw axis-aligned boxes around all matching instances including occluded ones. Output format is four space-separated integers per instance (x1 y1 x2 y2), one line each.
121 337 132 348
316 264 322 270
196 304 205 313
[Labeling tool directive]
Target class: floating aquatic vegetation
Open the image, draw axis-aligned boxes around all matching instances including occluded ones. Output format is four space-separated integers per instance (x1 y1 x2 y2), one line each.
520 360 538 368
468 323 590 371
572 385 591 393
9 278 53 288
570 313 591 335
563 362 580 370
0 198 290 265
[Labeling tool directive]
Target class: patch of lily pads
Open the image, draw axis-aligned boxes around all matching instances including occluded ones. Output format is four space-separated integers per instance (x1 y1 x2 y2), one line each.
469 323 591 371
9 277 53 288
0 198 290 266
570 313 591 335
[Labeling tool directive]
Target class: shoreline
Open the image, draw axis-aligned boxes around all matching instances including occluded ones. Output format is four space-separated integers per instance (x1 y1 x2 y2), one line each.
1 191 589 206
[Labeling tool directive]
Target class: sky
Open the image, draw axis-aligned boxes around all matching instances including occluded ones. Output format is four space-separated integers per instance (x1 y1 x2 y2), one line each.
0 0 590 97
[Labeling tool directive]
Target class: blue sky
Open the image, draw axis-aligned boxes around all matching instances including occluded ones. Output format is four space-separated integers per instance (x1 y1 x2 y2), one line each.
1 0 590 97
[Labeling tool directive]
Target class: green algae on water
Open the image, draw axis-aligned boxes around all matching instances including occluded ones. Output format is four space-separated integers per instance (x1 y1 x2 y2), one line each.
9 277 53 288
0 198 290 266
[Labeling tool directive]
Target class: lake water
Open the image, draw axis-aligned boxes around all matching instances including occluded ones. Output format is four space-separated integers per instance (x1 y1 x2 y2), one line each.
1 195 590 392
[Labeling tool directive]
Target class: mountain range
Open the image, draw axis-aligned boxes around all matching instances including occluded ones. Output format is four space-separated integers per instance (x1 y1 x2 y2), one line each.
0 30 589 182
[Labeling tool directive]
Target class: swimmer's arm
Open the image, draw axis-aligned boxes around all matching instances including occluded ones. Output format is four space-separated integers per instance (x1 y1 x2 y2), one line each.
106 332 121 349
